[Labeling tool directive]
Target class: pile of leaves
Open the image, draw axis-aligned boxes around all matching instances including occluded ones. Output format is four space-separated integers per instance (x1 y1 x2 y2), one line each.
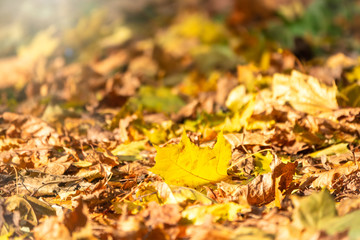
1 0 360 239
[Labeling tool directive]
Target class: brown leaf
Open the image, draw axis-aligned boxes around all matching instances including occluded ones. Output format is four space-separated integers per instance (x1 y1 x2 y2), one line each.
215 75 239 108
96 91 129 109
247 173 274 206
2 112 57 141
216 181 249 204
224 132 273 149
311 162 358 189
247 161 297 206
40 154 73 175
228 0 278 26
172 99 199 122
230 149 255 176
34 216 71 240
114 216 147 240
273 162 297 192
16 170 82 196
34 198 93 239
91 50 129 75
142 202 182 227
63 199 88 233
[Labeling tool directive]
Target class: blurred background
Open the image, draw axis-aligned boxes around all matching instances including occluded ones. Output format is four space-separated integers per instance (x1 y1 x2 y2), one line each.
0 0 359 115
1 0 359 57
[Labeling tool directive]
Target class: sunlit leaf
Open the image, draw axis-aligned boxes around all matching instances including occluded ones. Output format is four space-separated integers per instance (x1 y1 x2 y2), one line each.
225 85 247 112
150 131 231 187
346 65 360 83
311 161 357 189
135 183 163 204
147 182 213 205
111 140 147 161
143 127 169 145
292 189 360 239
72 160 93 168
273 70 338 114
308 143 351 158
182 202 243 225
220 95 255 132
170 186 214 205
247 161 296 206
237 64 262 92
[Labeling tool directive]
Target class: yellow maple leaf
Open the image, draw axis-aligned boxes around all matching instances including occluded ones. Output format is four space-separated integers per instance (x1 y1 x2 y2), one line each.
150 132 231 187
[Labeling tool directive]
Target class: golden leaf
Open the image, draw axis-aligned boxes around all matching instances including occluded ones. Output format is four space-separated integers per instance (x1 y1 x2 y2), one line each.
150 132 231 187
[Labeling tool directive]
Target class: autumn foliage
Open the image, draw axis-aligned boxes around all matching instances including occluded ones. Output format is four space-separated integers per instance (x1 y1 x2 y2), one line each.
1 0 360 239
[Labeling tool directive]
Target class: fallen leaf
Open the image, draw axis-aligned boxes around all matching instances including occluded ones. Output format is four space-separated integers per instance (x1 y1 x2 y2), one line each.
311 161 358 189
111 140 147 161
292 189 337 230
324 210 360 240
169 186 214 205
220 96 255 132
34 198 94 239
273 70 338 114
182 202 244 225
224 132 273 148
112 200 143 215
308 143 351 158
16 170 83 197
253 150 273 175
142 202 181 226
247 161 296 206
5 195 38 228
133 86 185 114
33 216 71 240
150 132 231 187
114 216 147 240
247 173 274 206
2 112 57 140
225 85 247 112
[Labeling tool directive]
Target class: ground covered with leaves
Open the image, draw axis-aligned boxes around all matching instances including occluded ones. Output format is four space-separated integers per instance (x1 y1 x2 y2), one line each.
1 0 360 239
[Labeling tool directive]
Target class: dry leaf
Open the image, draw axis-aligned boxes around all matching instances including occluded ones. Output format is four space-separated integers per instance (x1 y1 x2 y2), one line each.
273 70 338 114
247 161 297 206
311 162 358 189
